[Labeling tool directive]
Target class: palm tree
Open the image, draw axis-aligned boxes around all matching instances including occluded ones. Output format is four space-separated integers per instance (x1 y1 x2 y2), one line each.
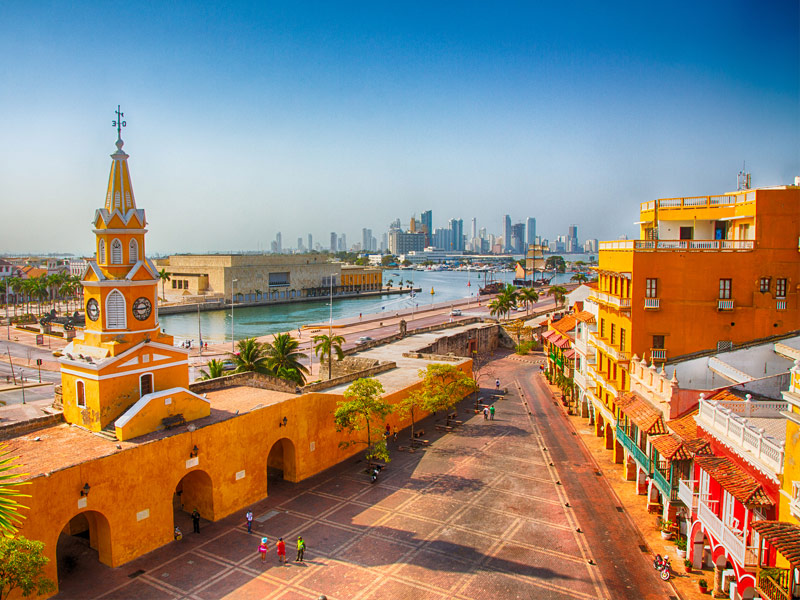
262 333 309 384
31 277 49 316
571 273 589 284
8 277 22 316
313 333 345 380
0 443 29 534
199 359 226 380
548 285 568 308
158 268 171 300
518 287 539 316
231 338 272 375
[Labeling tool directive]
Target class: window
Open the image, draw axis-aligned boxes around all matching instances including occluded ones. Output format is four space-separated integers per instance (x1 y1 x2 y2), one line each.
760 277 771 293
106 290 126 329
610 324 616 345
129 239 138 264
110 238 123 264
140 373 153 397
723 492 737 529
172 280 177 289
652 335 665 349
76 380 85 407
98 239 106 264
600 318 605 338
679 227 693 240
646 278 658 298
620 328 626 351
183 280 189 289
719 279 732 299
776 278 787 298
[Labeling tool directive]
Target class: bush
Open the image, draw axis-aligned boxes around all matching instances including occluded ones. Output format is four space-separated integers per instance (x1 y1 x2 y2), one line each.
698 579 708 587
515 340 537 355
684 559 692 568
676 537 687 551
10 314 36 324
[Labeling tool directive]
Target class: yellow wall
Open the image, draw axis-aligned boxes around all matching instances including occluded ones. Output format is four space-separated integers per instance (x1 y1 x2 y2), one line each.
115 390 211 441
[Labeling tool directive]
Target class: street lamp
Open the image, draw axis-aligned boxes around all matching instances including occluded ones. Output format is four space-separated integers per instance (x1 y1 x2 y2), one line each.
231 278 238 352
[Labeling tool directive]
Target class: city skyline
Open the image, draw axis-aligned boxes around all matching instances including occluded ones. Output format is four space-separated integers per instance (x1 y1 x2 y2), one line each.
0 2 797 255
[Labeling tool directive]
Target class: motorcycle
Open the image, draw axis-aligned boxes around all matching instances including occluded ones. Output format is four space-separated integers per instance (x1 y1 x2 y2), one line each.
653 554 671 581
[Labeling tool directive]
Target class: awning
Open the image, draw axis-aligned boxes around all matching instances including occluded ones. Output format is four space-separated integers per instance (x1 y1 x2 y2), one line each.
694 456 774 508
750 521 800 566
650 433 692 461
563 349 577 360
541 330 558 341
554 337 571 349
616 392 667 434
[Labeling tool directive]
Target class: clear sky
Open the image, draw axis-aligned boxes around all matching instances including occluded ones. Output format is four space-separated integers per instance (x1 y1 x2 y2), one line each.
0 1 797 256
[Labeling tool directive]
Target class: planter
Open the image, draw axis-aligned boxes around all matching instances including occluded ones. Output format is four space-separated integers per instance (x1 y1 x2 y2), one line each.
660 531 673 540
685 565 692 573
676 548 686 559
698 584 708 594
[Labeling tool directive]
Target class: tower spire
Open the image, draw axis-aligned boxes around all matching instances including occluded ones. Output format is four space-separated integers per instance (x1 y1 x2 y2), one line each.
113 105 126 144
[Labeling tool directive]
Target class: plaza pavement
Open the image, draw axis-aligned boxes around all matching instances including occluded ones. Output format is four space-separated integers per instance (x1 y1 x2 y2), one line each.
55 352 673 600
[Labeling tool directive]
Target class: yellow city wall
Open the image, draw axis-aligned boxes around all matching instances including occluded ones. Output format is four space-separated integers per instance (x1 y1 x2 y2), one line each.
115 390 211 441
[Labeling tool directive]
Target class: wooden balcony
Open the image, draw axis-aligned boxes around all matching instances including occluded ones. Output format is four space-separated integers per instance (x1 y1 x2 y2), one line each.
617 424 650 474
756 568 792 600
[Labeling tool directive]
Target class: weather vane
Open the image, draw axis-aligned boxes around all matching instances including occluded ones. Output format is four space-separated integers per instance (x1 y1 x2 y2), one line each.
112 105 126 139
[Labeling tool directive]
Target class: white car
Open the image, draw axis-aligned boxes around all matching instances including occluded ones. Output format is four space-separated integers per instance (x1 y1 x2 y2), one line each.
356 336 373 344
450 309 462 316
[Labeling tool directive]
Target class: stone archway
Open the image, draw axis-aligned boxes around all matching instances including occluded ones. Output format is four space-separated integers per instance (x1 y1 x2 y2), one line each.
57 510 113 594
267 438 297 489
174 469 214 534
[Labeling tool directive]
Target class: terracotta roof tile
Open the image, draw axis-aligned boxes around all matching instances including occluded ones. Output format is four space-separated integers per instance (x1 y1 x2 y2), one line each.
749 521 800 566
651 434 692 461
563 349 577 359
617 392 667 434
554 337 571 349
668 409 703 442
552 314 578 336
694 456 774 507
573 310 596 324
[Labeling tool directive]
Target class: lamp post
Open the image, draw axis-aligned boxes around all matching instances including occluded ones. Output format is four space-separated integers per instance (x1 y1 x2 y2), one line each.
231 278 238 353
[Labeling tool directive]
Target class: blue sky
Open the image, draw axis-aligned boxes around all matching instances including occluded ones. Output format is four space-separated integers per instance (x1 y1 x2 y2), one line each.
0 1 797 255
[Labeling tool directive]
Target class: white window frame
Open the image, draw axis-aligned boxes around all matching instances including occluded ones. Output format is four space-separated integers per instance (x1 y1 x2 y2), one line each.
76 380 86 407
105 289 126 329
110 238 123 265
129 238 138 264
723 491 737 529
98 239 106 264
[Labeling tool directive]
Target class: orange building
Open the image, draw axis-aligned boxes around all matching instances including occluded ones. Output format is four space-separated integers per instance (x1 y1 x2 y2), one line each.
340 264 382 292
587 186 800 460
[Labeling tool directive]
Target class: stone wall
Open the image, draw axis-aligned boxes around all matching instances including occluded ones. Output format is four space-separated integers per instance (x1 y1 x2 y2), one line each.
0 413 63 441
319 356 383 379
302 361 397 393
413 323 503 357
189 371 297 394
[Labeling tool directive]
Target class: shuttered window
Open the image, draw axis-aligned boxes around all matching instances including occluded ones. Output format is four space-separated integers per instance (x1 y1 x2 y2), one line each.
129 239 138 264
98 239 106 264
111 239 123 264
106 290 126 329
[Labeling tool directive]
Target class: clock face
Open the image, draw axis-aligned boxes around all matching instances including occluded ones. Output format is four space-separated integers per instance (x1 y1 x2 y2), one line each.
86 298 100 321
132 297 152 321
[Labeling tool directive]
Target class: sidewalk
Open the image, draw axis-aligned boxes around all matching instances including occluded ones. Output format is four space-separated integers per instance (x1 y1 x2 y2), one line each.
540 375 711 600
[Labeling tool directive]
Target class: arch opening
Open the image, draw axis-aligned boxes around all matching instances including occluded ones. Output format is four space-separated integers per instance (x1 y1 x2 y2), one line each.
267 438 297 491
56 510 112 595
173 469 214 536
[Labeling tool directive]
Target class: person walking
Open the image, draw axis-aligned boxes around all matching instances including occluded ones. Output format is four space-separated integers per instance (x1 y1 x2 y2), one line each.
490 405 495 420
392 426 398 442
191 509 201 534
483 406 489 420
276 537 287 565
258 537 269 562
495 378 500 391
246 510 253 533
296 536 305 563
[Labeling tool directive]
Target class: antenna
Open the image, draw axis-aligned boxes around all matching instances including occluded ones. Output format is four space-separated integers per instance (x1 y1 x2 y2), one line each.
737 161 751 191
112 105 127 140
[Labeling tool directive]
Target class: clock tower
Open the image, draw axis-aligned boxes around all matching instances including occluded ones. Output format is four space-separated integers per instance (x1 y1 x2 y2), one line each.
60 110 206 436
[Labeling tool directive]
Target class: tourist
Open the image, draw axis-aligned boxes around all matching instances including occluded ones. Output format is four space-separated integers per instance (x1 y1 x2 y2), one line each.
276 537 287 565
490 405 495 420
483 406 489 420
384 424 391 441
174 526 182 541
246 510 253 533
258 537 269 562
495 378 500 391
392 426 398 442
296 536 305 562
191 508 201 533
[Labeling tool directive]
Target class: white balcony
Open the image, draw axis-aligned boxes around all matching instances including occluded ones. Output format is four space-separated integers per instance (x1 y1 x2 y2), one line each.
791 482 800 520
697 398 786 474
650 348 667 361
588 290 632 311
599 239 755 252
644 297 660 309
697 496 759 567
678 479 698 512
777 300 787 310
718 299 735 310
590 335 629 363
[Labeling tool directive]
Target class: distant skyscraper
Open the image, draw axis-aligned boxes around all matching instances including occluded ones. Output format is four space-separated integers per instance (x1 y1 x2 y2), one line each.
421 210 432 245
567 224 578 253
330 232 337 252
447 218 464 251
479 227 487 240
338 233 346 252
471 218 477 242
504 215 512 252
308 234 312 252
362 228 373 252
511 222 525 254
526 217 536 247
380 232 388 252
297 237 303 250
389 218 402 231
275 232 282 254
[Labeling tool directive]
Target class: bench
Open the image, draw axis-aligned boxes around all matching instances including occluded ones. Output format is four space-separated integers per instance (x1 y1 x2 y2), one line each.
162 414 186 429
436 424 453 432
413 429 425 438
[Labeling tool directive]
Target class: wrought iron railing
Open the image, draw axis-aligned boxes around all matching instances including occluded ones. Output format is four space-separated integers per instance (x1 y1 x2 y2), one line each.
757 568 792 600
617 425 650 473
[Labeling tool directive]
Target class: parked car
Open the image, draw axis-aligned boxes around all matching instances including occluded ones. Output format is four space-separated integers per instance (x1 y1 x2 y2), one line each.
356 336 373 344
222 359 236 371
450 309 462 316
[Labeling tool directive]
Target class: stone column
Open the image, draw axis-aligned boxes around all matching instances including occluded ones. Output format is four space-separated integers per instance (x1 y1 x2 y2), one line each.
712 563 723 597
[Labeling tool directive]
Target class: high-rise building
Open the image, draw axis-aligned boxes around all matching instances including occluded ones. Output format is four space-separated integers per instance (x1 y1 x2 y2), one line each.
421 210 432 246
380 232 388 252
297 237 303 251
388 231 426 255
568 224 578 253
338 233 346 252
504 215 512 252
471 218 477 242
526 217 536 247
433 227 453 251
362 228 372 252
448 218 464 251
275 232 282 254
389 218 402 231
479 227 487 240
330 232 337 252
308 234 313 252
511 222 526 254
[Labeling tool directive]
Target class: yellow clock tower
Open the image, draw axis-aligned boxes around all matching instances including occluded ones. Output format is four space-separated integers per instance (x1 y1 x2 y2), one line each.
60 109 209 438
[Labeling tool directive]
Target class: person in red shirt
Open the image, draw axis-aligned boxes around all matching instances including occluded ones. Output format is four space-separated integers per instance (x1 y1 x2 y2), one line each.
276 537 286 565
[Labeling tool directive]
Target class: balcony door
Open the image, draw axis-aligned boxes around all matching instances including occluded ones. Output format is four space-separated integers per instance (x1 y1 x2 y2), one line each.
679 227 694 240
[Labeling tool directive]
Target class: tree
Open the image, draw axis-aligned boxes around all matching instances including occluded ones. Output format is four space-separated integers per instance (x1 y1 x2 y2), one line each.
571 273 588 284
488 284 518 321
0 536 55 600
417 363 478 414
262 333 309 384
334 378 392 464
231 338 272 375
7 278 22 316
199 359 225 380
397 389 426 443
381 255 395 266
548 285 568 308
158 268 171 300
505 319 526 347
0 445 29 535
518 287 539 316
545 255 566 273
313 333 345 380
